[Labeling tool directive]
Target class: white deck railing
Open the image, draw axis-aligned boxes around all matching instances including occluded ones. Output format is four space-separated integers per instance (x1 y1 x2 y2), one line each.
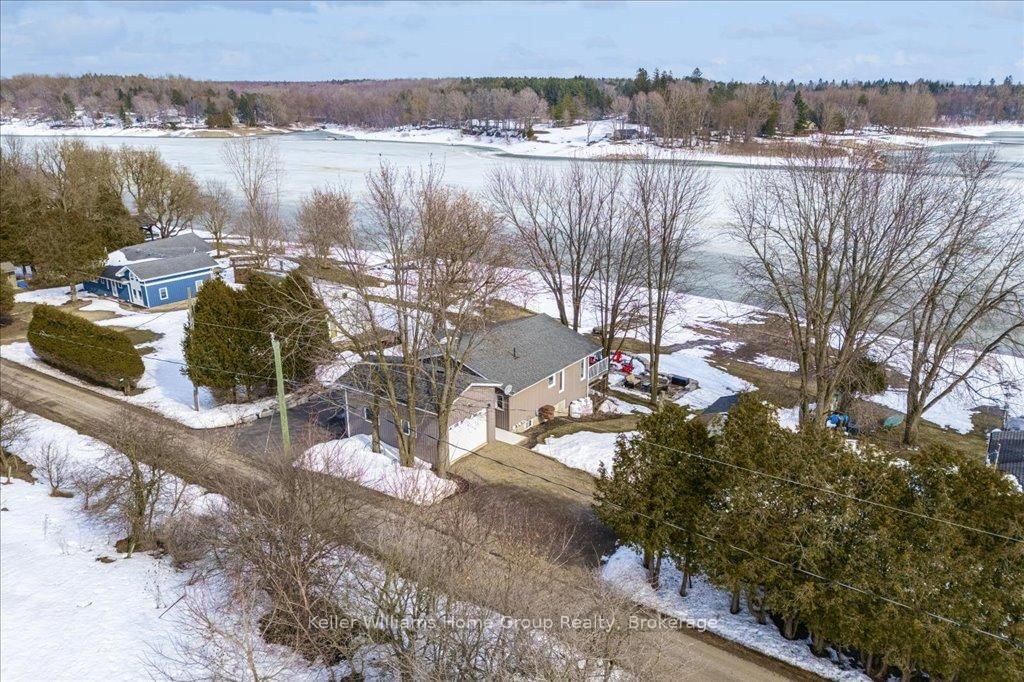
587 356 610 382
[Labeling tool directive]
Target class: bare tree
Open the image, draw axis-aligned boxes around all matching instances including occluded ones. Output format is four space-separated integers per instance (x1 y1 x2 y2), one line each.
327 163 514 475
116 146 204 238
221 137 283 267
89 414 187 556
896 151 1024 445
295 184 354 270
731 147 943 425
0 398 29 483
587 161 646 386
629 154 710 403
40 441 72 497
198 178 233 256
489 160 603 331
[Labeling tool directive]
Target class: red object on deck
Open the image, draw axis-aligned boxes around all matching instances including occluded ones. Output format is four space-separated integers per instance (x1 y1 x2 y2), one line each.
613 350 624 363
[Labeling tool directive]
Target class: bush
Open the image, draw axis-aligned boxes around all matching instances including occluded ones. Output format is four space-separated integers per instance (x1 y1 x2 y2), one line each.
0 277 15 325
27 305 144 390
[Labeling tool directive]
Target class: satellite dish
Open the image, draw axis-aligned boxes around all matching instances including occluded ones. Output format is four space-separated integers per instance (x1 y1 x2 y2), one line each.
503 385 514 395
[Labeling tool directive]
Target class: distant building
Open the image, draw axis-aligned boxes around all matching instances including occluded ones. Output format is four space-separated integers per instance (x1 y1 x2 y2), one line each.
83 233 219 308
1 261 16 288
988 420 1024 488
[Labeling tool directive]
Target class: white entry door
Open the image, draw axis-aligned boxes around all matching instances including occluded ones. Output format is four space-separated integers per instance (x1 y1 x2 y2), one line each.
129 279 144 306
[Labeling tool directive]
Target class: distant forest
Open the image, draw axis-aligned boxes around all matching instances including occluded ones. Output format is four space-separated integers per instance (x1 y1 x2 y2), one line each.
1 69 1021 141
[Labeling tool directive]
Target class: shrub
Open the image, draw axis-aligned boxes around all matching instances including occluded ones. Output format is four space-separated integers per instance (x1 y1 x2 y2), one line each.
27 304 144 390
0 277 14 326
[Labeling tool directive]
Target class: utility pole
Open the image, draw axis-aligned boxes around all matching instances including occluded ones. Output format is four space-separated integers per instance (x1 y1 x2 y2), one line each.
270 332 291 457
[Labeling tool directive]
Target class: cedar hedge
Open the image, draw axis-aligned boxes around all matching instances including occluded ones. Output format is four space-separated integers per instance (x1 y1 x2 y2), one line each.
27 304 144 390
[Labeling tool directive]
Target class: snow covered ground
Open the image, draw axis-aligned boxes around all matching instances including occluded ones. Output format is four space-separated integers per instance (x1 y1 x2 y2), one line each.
299 435 458 505
601 547 869 681
0 407 320 681
8 116 1017 162
533 431 635 477
658 346 756 411
0 119 284 138
2 287 281 428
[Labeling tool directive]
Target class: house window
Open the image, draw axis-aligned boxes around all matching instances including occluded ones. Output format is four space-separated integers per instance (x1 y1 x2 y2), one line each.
558 369 565 393
158 287 169 301
496 393 507 412
580 359 587 381
363 406 374 421
195 279 204 293
547 373 557 388
402 419 412 436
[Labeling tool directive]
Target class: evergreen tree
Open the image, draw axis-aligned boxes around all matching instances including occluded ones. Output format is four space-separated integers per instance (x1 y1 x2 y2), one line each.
793 90 811 133
594 405 684 587
702 392 791 617
632 67 651 94
760 99 780 137
660 404 719 597
182 278 246 399
237 272 279 394
0 277 15 326
274 271 332 383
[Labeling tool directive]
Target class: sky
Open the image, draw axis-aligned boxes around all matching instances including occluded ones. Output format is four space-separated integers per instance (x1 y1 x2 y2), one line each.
1 0 1022 83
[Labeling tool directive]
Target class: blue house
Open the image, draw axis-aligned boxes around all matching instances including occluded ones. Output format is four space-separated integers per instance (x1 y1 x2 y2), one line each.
84 233 220 308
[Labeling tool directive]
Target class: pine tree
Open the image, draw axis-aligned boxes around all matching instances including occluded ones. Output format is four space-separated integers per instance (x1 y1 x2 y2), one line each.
793 90 811 134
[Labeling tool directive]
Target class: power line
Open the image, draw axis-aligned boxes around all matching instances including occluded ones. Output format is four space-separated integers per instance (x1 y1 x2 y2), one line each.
344 405 1021 648
13 330 1021 647
19 327 1019 544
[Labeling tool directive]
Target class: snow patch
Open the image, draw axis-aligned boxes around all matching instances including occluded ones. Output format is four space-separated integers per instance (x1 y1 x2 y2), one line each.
299 435 458 505
533 430 635 477
601 547 869 681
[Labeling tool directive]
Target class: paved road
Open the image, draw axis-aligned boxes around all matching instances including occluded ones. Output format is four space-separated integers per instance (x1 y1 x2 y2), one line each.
0 359 812 682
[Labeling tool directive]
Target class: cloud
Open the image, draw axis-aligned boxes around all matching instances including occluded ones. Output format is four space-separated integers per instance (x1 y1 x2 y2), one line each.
726 13 882 43
976 1 1024 21
583 34 617 50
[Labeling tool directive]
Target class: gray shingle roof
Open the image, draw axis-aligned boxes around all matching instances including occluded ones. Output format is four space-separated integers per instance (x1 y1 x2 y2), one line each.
126 252 218 281
461 314 600 394
119 233 212 261
337 358 478 414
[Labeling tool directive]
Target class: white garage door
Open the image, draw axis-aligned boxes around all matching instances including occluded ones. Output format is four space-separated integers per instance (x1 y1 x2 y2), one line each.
448 408 488 463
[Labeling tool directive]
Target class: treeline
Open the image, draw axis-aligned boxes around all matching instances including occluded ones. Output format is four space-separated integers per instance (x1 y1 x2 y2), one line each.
596 398 1024 680
1 71 1020 134
0 138 224 296
0 139 140 298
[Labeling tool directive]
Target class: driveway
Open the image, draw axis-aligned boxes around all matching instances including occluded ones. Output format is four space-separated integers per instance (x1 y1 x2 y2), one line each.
0 359 812 682
451 441 615 567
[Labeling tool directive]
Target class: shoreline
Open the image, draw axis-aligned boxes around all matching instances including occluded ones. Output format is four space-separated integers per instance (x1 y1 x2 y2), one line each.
2 120 1020 166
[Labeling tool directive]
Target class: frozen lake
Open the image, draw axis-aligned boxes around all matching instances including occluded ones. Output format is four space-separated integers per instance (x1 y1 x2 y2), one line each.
4 130 1021 302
